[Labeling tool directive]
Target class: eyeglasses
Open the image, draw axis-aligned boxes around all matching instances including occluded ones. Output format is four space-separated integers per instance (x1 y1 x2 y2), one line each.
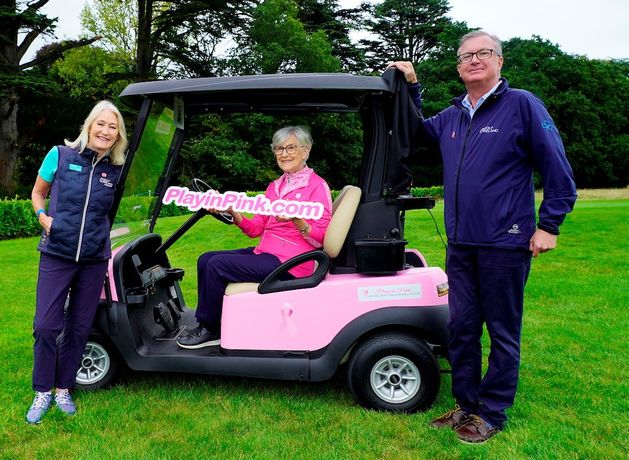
272 144 303 156
457 48 499 64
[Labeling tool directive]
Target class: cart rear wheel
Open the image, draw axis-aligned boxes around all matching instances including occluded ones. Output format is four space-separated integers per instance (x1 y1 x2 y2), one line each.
347 333 440 413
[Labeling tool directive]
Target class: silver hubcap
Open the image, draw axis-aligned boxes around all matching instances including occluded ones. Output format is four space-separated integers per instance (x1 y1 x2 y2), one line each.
370 355 421 404
76 342 111 385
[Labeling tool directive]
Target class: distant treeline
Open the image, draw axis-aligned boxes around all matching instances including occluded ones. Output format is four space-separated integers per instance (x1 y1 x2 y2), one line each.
4 1 627 198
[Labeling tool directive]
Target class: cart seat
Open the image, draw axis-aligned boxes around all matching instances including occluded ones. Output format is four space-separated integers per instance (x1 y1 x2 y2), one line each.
225 185 361 295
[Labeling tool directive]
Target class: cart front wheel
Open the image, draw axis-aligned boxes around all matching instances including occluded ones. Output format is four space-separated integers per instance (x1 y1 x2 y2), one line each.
75 336 120 390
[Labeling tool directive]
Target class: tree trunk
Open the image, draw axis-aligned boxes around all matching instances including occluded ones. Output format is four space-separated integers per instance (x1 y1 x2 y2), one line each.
136 0 155 81
0 88 19 195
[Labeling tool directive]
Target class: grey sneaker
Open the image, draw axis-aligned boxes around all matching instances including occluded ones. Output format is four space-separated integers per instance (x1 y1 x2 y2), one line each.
55 389 77 416
177 324 220 349
26 392 53 424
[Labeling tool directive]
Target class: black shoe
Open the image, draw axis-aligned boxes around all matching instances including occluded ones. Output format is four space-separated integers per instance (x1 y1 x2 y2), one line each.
177 324 220 349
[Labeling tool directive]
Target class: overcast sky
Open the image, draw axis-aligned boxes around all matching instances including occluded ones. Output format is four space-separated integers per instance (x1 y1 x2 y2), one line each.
25 0 629 63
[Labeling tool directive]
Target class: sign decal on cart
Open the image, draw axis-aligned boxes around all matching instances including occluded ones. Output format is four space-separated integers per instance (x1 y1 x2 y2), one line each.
357 284 423 302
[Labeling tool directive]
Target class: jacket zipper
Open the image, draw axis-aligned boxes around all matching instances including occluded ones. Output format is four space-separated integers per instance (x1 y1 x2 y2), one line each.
453 116 473 244
269 232 299 247
451 90 501 244
75 155 102 261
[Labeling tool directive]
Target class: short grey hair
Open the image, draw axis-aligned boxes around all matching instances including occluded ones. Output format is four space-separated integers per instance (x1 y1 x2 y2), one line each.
271 125 313 151
458 30 502 57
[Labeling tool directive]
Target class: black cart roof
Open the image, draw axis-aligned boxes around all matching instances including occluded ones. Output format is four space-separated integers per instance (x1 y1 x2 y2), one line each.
119 73 393 113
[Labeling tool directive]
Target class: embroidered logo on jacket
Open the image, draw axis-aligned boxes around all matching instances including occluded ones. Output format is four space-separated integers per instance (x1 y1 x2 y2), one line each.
480 126 499 134
99 177 114 188
542 119 555 131
507 224 521 234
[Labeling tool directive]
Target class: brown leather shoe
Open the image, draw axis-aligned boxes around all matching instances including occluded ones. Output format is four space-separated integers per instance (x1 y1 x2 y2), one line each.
456 415 500 444
429 405 471 429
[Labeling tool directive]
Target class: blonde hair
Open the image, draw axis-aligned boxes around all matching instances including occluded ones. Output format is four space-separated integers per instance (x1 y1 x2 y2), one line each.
65 100 128 165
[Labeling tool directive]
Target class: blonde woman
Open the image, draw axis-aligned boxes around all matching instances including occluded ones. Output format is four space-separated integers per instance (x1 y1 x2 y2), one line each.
27 100 127 424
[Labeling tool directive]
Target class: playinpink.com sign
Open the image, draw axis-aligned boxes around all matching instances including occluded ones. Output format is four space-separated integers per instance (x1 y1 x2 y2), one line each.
163 186 324 219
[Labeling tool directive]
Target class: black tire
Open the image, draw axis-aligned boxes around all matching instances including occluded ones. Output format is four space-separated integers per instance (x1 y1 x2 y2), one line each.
74 334 120 390
347 333 440 413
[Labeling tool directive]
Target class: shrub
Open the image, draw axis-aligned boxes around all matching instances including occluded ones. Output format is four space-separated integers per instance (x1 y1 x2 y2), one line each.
411 186 444 200
0 199 42 240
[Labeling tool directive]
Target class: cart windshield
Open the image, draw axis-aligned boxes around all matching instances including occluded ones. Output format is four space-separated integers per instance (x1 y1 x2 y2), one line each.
111 101 177 248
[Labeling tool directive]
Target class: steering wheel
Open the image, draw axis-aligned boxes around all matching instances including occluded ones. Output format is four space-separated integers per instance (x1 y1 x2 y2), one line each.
191 178 234 225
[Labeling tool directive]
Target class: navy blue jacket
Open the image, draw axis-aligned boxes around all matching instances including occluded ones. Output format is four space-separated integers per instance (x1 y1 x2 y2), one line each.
410 78 576 249
38 146 122 261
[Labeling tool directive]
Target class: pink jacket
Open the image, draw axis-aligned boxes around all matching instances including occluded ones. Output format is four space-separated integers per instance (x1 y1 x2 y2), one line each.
236 167 332 278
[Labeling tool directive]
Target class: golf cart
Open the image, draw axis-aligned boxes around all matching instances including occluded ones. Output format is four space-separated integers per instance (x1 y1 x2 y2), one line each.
78 71 450 413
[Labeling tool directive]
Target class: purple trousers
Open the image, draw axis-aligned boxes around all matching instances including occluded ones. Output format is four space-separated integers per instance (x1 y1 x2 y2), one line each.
446 244 531 428
196 248 286 331
32 253 108 391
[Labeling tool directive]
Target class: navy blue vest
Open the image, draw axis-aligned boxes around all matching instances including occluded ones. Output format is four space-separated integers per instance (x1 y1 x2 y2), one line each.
38 145 122 261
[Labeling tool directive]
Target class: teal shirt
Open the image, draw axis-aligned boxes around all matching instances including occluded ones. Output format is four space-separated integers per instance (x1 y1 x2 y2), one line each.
38 146 59 182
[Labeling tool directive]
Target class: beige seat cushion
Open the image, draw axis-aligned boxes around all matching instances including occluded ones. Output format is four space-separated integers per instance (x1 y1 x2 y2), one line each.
225 282 259 295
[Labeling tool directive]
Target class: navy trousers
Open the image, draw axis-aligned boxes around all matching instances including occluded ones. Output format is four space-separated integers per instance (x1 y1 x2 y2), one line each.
446 244 531 428
196 248 285 331
33 253 108 392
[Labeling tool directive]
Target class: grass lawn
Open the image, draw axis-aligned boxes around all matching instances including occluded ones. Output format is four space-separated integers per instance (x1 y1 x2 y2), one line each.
0 196 627 459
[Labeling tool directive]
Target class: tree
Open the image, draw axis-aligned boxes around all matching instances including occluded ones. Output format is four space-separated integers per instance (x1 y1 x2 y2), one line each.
156 1 257 78
80 0 138 59
359 0 451 72
81 0 255 80
0 0 98 195
237 0 341 74
50 46 133 101
295 0 365 72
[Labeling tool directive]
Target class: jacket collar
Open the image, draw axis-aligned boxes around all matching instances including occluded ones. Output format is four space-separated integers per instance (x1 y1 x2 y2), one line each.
452 77 510 109
82 147 111 163
275 166 313 198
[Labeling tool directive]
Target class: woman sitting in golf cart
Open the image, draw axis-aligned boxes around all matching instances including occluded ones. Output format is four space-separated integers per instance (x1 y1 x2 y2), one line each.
177 125 332 349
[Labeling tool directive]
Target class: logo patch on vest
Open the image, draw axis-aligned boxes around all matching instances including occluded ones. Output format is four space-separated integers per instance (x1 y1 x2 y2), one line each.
99 177 114 188
480 126 499 134
507 224 521 234
69 163 82 172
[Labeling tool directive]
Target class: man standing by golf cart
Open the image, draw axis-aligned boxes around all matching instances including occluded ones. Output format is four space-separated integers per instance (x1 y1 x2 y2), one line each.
388 31 576 443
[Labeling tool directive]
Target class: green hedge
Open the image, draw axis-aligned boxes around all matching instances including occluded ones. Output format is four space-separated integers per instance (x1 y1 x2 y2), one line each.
410 186 444 200
0 186 444 240
0 199 43 240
